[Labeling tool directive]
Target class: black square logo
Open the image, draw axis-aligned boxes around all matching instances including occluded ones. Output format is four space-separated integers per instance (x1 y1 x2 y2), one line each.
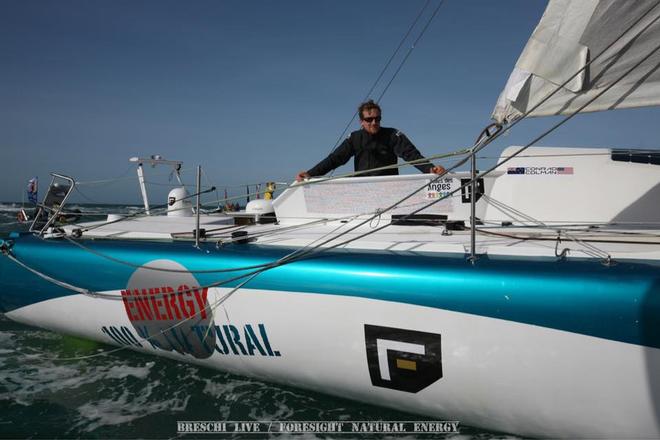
364 324 442 393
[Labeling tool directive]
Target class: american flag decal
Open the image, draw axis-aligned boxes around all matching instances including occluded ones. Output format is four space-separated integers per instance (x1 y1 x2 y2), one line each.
507 166 574 175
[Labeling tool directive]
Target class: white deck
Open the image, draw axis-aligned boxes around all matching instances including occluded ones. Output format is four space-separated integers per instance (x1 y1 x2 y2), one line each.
62 146 660 262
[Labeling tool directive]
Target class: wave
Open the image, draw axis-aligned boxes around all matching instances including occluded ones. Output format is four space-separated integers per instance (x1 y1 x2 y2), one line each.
0 203 23 213
0 203 143 216
0 203 141 234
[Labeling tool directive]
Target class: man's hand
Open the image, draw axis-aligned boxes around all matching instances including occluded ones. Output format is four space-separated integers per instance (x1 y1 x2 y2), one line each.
296 171 310 182
430 165 446 175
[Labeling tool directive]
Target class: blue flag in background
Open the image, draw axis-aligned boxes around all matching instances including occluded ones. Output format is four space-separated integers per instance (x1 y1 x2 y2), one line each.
27 177 38 204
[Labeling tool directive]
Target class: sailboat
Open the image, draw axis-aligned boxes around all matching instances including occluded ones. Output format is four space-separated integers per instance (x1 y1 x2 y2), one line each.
1 1 660 437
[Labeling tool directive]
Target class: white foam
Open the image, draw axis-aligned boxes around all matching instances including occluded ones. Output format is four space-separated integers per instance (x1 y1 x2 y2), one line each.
105 361 154 380
73 381 190 431
0 203 21 212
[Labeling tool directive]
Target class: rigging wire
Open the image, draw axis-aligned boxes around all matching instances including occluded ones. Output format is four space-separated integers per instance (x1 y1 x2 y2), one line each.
375 0 445 103
200 168 221 211
327 0 434 154
480 194 610 259
73 165 134 185
74 166 196 186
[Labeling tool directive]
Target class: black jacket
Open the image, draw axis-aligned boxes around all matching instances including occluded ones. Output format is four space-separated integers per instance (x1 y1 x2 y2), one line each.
307 127 433 177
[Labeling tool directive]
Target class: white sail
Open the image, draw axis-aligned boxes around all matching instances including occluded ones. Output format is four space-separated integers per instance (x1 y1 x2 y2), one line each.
492 0 660 124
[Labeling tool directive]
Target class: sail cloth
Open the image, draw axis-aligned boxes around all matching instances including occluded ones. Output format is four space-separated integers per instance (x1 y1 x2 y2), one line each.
492 0 660 124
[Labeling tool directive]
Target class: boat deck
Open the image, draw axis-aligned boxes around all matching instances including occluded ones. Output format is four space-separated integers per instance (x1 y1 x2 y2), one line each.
63 213 660 263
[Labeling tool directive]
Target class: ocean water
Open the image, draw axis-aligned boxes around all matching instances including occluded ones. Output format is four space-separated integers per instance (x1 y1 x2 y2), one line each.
0 202 519 439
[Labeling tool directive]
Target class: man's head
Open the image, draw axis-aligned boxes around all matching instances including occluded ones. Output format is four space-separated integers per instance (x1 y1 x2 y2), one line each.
359 100 381 135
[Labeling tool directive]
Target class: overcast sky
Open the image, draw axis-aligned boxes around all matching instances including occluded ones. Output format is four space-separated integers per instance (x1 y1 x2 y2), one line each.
2 0 660 204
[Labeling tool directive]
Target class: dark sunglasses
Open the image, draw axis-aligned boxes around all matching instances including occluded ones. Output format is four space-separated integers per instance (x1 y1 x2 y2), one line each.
363 116 381 123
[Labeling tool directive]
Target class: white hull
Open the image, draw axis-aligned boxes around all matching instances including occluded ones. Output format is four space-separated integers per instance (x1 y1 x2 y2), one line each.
9 287 659 438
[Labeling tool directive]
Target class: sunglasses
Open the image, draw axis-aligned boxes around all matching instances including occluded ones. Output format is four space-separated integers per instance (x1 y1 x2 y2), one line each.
363 116 381 123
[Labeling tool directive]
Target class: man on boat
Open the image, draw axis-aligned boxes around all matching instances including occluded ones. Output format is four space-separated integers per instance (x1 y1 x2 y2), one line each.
296 100 445 181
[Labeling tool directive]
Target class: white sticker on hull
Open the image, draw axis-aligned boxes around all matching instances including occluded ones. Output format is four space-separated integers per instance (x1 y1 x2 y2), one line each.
116 259 281 359
120 259 215 359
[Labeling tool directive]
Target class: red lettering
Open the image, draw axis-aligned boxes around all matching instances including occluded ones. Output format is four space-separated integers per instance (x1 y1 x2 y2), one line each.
193 287 209 319
177 286 189 318
122 284 209 323
135 289 153 320
149 288 165 320
177 285 195 318
161 286 175 320
164 286 182 319
120 289 139 321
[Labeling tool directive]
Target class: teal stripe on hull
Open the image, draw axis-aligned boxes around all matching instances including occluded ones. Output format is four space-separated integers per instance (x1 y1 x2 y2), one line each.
1 234 659 348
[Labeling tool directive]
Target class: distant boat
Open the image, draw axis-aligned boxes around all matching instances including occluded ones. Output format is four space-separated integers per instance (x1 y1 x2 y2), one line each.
1 1 660 437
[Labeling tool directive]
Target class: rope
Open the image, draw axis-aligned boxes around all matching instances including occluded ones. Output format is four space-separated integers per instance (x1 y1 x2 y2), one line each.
58 214 358 275
477 152 614 160
4 252 94 296
293 148 469 189
480 194 610 260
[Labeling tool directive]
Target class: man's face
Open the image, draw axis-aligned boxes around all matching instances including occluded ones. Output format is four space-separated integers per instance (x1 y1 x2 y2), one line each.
360 108 381 135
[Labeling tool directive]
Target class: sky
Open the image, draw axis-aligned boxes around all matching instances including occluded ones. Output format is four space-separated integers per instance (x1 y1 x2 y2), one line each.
2 0 660 204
